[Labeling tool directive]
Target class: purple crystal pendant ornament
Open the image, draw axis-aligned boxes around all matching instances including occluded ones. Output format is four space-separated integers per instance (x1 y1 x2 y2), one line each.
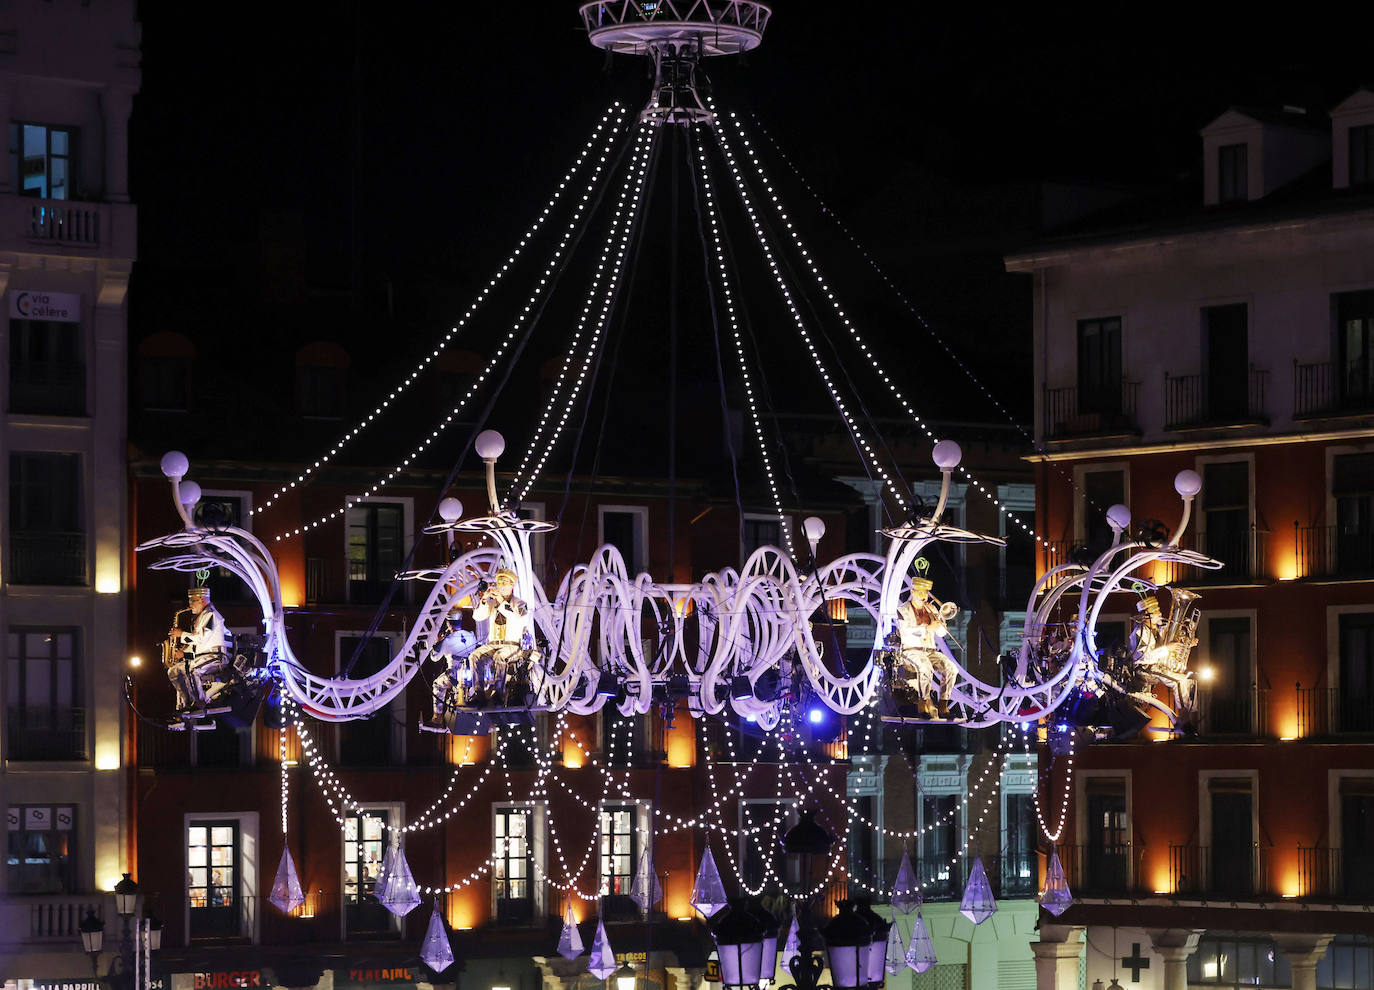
419 901 454 973
958 857 997 925
891 850 920 914
588 918 617 979
689 846 727 918
783 912 801 958
373 846 397 903
269 847 305 914
630 849 663 911
905 910 937 973
884 919 906 975
557 900 584 960
379 846 422 917
1038 848 1074 917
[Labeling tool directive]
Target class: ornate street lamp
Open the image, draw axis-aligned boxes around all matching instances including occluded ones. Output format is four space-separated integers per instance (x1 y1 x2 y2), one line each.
851 900 889 988
615 964 637 990
820 902 873 990
749 900 781 987
712 899 767 990
79 909 105 971
113 873 140 917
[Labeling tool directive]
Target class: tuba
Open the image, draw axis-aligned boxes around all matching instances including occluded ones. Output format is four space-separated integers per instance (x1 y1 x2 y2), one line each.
1162 588 1202 672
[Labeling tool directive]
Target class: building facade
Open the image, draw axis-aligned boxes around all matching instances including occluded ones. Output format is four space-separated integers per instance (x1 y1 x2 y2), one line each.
1009 92 1374 990
0 0 140 985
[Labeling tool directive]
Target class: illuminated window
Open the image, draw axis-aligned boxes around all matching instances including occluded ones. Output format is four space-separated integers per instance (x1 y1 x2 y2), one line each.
599 803 644 920
494 807 533 924
5 805 76 893
343 808 397 938
7 123 76 199
188 821 240 937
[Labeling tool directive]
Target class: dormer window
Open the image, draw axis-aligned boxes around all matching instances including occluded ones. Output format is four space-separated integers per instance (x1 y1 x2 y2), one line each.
1218 144 1248 202
1351 124 1374 186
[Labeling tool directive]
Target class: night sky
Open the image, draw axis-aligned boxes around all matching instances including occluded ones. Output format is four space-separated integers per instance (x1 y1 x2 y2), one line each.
127 5 1374 470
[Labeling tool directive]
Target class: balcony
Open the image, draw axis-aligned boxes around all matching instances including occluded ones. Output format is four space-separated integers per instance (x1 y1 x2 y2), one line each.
1295 686 1374 737
1294 524 1374 580
5 706 87 761
1156 527 1268 585
857 854 1037 904
1297 847 1374 901
1164 370 1268 430
0 894 108 946
1056 843 1140 896
1200 686 1267 737
8 531 88 586
1043 382 1141 440
9 366 87 417
1169 843 1271 898
1294 360 1374 420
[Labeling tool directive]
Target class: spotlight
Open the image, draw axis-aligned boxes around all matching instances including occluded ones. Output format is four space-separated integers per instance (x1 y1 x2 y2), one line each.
596 670 619 698
808 708 824 725
753 668 781 703
731 675 754 701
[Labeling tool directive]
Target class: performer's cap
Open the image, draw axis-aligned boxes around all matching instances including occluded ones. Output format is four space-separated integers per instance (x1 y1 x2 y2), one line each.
910 576 933 596
1137 594 1162 618
188 586 211 602
494 568 518 584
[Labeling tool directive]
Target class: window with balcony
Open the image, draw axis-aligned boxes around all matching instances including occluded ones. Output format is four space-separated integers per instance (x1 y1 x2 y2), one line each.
295 342 349 420
8 452 85 586
1337 613 1374 733
1337 290 1374 408
10 318 85 416
6 628 84 761
1332 453 1374 576
188 821 241 938
919 794 960 899
343 808 398 938
1201 460 1252 578
1339 779 1374 900
1078 467 1125 557
6 805 76 893
1218 143 1248 203
599 803 642 919
1208 778 1254 894
742 513 792 565
1315 935 1374 990
1084 777 1128 892
8 123 76 199
347 502 405 603
1351 124 1374 187
493 806 534 924
1076 317 1122 416
1203 303 1249 421
1002 793 1036 896
337 635 400 765
1203 617 1252 734
599 506 647 573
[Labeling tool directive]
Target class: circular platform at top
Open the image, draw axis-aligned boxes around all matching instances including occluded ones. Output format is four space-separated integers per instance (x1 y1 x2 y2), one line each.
580 1 771 56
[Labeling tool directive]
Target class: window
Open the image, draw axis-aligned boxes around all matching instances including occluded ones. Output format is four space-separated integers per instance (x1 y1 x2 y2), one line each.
599 803 643 919
194 492 252 604
919 795 960 898
1351 124 1374 186
493 807 534 924
8 123 76 199
343 809 397 937
297 365 346 419
1203 303 1248 420
188 821 241 937
6 805 76 893
1315 934 1374 989
1218 143 1248 203
1333 452 1374 574
1083 777 1128 892
1203 617 1252 734
1076 317 1122 415
347 501 405 603
6 628 84 761
1188 935 1290 987
738 801 799 891
1337 290 1374 406
1208 778 1254 894
1201 461 1251 576
9 318 84 415
1079 467 1126 555
138 332 195 413
742 513 788 564
1339 779 1374 900
1337 613 1374 732
514 502 547 580
337 635 400 765
9 452 85 586
598 506 647 573
1003 794 1036 896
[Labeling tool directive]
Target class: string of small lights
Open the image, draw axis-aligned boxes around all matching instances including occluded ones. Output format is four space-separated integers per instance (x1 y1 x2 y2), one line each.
508 123 658 506
270 108 629 542
690 123 795 558
252 104 628 523
1030 723 1074 844
706 117 908 514
721 111 1048 547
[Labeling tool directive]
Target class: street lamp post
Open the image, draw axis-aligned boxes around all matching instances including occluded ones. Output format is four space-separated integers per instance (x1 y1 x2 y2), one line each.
78 874 158 990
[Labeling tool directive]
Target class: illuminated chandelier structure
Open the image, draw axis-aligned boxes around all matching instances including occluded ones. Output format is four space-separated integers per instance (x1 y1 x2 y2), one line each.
137 2 1222 742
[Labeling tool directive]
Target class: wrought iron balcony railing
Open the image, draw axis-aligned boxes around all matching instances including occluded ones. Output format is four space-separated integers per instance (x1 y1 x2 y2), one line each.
1055 842 1140 896
1164 369 1268 429
1297 846 1374 901
1294 360 1374 419
1043 382 1141 440
1169 843 1271 898
1295 684 1374 737
5 706 87 761
1294 523 1374 580
1155 527 1268 585
8 532 87 586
